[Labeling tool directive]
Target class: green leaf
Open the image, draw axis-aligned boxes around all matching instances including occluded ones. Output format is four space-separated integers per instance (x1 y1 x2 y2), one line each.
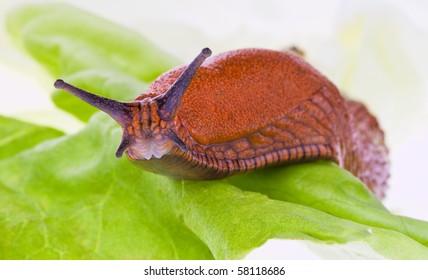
6 3 179 122
228 165 428 247
0 116 64 160
1 114 428 259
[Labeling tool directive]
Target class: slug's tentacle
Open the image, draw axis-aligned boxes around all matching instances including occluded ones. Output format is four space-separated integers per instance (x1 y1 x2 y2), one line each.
115 134 131 158
155 48 212 120
54 79 133 128
54 79 141 158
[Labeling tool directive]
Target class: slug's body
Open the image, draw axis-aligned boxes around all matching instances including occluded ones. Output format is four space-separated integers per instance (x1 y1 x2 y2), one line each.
55 48 389 198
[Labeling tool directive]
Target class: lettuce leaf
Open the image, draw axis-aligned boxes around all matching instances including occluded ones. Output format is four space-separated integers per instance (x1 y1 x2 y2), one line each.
228 167 428 247
2 3 428 259
0 116 64 159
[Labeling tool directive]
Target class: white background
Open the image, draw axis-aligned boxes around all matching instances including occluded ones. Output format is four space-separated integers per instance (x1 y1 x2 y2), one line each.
1 0 428 259
0 260 426 280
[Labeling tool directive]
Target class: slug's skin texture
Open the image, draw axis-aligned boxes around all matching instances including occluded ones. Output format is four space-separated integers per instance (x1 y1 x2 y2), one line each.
55 48 389 198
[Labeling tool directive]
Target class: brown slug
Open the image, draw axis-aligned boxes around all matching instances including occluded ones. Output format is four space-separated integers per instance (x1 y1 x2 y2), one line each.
54 47 389 198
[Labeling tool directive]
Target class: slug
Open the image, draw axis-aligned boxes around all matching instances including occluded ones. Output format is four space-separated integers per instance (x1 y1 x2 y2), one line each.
54 47 389 198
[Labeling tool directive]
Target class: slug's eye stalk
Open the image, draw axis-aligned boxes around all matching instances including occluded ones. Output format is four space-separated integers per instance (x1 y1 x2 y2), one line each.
155 47 212 120
54 79 131 128
54 79 133 158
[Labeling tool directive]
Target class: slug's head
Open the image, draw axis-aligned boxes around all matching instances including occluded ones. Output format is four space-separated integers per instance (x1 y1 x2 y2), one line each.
54 48 212 160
